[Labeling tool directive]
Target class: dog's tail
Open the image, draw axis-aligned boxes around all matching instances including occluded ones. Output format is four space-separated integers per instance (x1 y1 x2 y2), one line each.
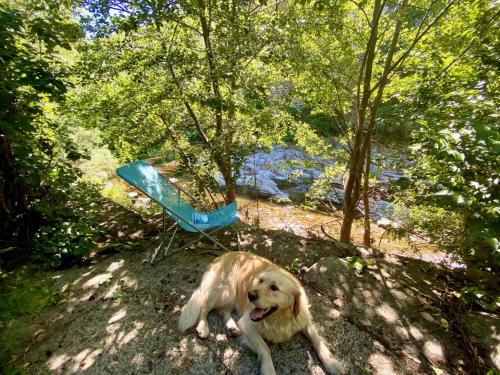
178 289 202 332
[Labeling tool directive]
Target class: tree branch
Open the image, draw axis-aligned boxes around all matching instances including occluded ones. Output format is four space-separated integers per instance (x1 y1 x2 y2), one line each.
197 0 224 136
249 0 286 15
349 0 372 27
370 0 458 95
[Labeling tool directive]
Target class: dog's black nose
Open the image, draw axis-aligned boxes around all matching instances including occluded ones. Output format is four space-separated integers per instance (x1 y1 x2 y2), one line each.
248 291 258 302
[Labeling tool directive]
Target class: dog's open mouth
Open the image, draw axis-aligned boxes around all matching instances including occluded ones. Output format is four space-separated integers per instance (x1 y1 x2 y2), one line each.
249 306 277 322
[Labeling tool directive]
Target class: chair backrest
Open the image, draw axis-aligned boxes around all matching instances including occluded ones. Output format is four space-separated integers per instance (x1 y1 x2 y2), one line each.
117 160 240 233
116 160 197 225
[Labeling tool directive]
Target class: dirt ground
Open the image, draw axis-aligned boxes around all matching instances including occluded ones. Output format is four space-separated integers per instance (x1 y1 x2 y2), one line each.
1 197 484 375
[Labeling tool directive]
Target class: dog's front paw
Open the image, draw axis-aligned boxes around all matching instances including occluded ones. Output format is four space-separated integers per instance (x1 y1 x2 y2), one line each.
227 326 241 337
196 320 210 339
322 356 342 375
225 320 241 337
261 361 277 375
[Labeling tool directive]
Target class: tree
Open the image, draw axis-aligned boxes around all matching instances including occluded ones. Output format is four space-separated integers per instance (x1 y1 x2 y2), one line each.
391 0 500 268
339 0 461 245
283 0 460 245
74 0 294 204
0 0 82 263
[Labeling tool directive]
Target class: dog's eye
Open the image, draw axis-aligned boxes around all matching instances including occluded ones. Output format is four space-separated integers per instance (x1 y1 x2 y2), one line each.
259 278 264 284
270 285 279 292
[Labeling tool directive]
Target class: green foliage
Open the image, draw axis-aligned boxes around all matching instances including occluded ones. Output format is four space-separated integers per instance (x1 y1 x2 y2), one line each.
346 256 373 274
287 105 343 139
32 180 104 268
70 127 119 180
387 204 466 254
0 267 62 373
454 286 500 312
286 258 302 275
384 0 500 269
407 88 499 268
0 0 91 266
0 269 58 328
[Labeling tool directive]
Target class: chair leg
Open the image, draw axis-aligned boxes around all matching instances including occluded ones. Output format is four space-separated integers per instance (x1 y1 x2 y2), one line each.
163 225 226 257
154 222 241 262
164 226 179 257
150 217 177 264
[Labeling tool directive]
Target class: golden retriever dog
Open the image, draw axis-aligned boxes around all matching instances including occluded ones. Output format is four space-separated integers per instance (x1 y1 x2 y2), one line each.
178 252 341 375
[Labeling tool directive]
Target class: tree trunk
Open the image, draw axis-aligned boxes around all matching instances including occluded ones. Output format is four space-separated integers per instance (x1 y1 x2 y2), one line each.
340 0 383 244
219 164 237 203
363 139 372 246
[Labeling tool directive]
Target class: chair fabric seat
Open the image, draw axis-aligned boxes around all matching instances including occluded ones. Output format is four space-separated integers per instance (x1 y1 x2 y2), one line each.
116 160 239 233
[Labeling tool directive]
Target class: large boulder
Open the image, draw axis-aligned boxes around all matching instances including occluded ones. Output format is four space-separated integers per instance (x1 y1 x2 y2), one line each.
303 256 357 299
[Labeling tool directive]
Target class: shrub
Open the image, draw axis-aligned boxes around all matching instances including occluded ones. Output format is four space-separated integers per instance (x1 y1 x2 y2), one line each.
31 180 104 268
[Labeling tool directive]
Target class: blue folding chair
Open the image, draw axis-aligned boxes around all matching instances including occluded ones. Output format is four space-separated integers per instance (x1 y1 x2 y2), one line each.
116 160 239 263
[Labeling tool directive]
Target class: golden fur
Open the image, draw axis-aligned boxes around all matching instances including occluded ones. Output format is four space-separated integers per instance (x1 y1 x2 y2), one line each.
178 252 340 375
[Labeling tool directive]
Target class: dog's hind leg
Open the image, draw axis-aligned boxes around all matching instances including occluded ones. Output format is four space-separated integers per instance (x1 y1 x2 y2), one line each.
195 303 211 338
218 308 241 337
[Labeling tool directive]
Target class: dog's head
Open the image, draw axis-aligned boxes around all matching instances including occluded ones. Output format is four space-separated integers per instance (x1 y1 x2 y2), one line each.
247 269 302 322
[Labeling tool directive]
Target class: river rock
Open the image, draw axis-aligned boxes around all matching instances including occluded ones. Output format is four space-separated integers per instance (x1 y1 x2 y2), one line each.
217 146 404 224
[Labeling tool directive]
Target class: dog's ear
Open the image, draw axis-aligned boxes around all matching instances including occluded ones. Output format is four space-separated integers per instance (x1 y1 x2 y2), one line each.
292 291 301 317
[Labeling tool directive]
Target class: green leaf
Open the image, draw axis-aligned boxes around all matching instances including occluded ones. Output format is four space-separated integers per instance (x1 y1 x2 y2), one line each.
355 363 372 374
486 237 499 252
452 194 465 205
485 368 499 375
440 318 449 331
447 150 465 161
111 288 123 300
491 141 500 154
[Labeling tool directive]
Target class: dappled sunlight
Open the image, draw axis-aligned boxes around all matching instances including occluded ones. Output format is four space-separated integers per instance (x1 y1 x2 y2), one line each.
108 308 127 324
107 260 125 272
166 336 211 371
102 283 120 300
128 229 146 239
71 269 98 286
409 325 424 341
368 353 397 375
424 339 445 363
222 347 240 364
375 303 400 324
327 308 341 319
215 333 228 342
82 273 112 289
47 353 70 371
119 275 138 289
117 321 143 347
303 251 468 373
131 353 145 366
71 349 103 372
390 289 412 304
263 237 273 248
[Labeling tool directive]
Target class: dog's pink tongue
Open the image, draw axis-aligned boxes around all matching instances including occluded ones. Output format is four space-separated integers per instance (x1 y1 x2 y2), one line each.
250 308 265 321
